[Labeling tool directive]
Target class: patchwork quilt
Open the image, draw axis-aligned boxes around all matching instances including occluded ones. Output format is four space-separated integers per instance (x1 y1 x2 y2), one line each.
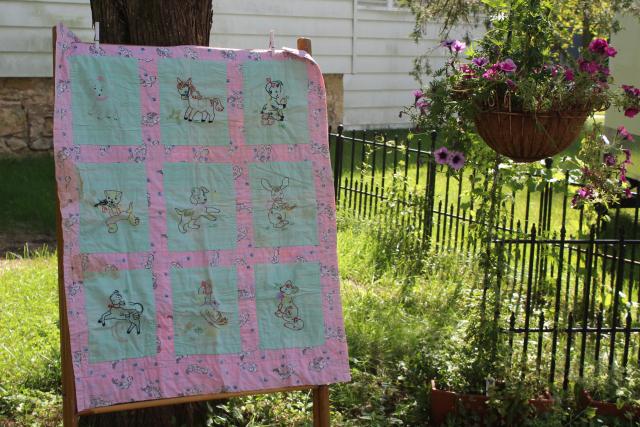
53 23 349 411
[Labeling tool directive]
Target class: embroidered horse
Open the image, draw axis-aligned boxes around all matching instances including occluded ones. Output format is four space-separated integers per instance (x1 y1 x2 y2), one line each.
97 290 144 334
176 77 224 123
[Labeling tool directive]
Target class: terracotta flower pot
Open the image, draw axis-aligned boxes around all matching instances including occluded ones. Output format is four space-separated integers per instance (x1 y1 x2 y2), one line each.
580 390 640 420
474 110 588 163
430 380 555 425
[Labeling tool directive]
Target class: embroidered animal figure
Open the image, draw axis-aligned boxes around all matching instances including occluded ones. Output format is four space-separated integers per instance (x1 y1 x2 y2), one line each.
261 77 288 125
97 290 144 334
198 280 228 327
275 280 304 330
89 76 119 121
175 186 221 233
94 190 140 233
261 177 296 229
176 77 224 123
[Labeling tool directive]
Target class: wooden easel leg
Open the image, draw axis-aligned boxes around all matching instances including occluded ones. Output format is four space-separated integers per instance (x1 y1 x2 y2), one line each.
312 385 330 427
53 26 79 427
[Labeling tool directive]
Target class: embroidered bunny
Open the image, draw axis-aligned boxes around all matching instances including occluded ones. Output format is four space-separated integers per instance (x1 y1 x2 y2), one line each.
275 280 304 330
89 76 119 121
260 77 288 125
261 177 296 229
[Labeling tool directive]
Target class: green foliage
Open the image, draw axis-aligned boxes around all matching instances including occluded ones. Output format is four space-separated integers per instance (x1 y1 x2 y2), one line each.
0 155 57 235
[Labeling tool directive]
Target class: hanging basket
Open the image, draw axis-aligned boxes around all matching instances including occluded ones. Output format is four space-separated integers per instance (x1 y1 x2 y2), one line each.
473 110 588 163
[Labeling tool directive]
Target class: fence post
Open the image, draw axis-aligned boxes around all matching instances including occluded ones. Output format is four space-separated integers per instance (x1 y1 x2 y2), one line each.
333 125 344 204
422 130 437 250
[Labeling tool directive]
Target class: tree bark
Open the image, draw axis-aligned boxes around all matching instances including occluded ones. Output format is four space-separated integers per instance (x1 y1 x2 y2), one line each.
80 1 215 425
90 0 213 46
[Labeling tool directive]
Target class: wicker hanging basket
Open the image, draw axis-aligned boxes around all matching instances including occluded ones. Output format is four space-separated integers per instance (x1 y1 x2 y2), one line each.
474 110 588 163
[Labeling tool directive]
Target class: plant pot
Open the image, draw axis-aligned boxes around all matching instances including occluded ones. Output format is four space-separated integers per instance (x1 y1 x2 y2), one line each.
474 110 588 163
430 380 555 425
580 390 640 420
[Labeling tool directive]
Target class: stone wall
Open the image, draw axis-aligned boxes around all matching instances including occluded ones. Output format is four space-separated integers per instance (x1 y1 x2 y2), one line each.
0 78 54 155
0 74 343 156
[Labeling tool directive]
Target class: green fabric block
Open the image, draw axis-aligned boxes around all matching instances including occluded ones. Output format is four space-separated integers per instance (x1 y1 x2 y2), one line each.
164 163 237 251
77 163 150 253
69 56 142 145
242 60 309 144
85 268 157 363
249 161 318 248
254 262 324 349
171 266 242 356
158 59 229 146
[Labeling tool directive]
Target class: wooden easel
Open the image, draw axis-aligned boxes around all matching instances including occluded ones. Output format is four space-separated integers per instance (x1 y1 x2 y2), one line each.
52 27 329 427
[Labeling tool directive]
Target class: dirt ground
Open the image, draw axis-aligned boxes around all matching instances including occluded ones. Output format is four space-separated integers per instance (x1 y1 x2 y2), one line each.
0 231 56 258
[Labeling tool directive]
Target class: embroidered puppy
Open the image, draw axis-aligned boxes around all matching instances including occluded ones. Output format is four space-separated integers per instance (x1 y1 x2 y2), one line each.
175 186 220 233
261 177 296 229
97 290 144 335
89 76 119 121
275 280 304 331
94 190 140 233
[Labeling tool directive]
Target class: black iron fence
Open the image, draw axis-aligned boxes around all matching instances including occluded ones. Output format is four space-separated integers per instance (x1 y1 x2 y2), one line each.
329 125 640 389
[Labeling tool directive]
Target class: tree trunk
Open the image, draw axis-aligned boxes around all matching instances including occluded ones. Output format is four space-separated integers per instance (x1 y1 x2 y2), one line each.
90 0 213 46
81 2 214 425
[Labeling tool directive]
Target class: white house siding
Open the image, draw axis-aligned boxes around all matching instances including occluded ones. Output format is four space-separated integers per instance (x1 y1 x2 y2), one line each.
0 0 476 129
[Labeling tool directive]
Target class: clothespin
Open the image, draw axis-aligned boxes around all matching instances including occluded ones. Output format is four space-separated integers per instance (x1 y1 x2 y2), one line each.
268 30 275 51
93 22 100 49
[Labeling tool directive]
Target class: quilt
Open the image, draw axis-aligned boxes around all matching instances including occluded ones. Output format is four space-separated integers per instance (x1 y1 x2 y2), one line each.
53 23 350 411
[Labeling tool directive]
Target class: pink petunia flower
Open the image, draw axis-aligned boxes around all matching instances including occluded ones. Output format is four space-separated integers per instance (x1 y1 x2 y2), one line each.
623 149 632 164
618 126 634 141
482 64 500 80
413 89 424 99
625 188 633 198
459 64 475 79
434 146 450 165
451 40 466 53
498 59 517 73
605 46 617 57
447 151 465 170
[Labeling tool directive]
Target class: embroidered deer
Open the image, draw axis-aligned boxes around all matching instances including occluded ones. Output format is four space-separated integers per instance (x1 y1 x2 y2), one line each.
176 77 224 123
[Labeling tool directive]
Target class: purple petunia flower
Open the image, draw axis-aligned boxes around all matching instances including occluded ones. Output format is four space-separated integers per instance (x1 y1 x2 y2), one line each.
413 89 424 99
498 59 517 73
625 107 639 118
482 64 500 80
448 151 465 170
625 188 633 198
452 40 466 53
620 166 628 183
416 98 431 113
434 146 450 165
605 46 617 57
588 38 609 54
441 39 455 49
578 59 599 75
623 149 632 164
565 68 575 82
472 57 489 67
506 79 517 89
603 153 616 167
